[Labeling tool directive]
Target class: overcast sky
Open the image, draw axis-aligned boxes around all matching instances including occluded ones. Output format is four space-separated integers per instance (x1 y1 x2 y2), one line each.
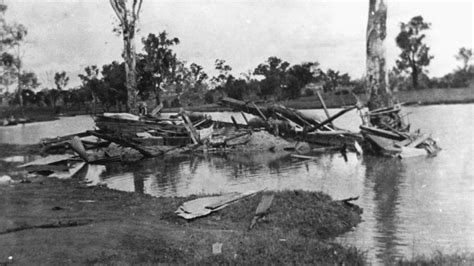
4 0 473 89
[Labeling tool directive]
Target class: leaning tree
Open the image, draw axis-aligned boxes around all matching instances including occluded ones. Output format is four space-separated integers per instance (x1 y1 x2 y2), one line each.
109 0 143 114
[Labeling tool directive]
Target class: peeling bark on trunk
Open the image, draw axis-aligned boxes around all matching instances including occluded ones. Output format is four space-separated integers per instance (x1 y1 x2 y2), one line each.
123 24 138 114
110 0 142 115
366 0 393 111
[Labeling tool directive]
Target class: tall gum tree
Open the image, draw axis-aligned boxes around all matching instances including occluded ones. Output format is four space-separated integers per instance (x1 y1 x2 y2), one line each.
366 0 393 110
110 0 143 114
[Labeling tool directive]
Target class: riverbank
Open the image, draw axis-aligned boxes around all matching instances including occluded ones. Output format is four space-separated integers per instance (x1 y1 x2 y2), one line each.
0 143 366 264
2 88 472 121
279 87 474 110
0 106 59 125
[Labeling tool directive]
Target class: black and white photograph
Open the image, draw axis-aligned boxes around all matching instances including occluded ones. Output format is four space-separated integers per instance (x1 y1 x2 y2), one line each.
0 0 472 264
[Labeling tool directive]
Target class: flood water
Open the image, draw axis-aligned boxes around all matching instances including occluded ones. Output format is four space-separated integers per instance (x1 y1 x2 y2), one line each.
1 104 473 263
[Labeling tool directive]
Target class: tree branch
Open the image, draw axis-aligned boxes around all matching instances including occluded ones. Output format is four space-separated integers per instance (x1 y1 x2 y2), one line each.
109 0 126 25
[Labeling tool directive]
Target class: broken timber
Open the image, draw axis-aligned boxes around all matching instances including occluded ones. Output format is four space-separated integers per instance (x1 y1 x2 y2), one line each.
87 130 155 157
219 97 323 129
249 194 274 230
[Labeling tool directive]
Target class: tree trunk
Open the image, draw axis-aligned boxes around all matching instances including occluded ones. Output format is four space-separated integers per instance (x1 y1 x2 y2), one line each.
17 45 24 115
411 65 418 89
366 0 393 110
123 24 138 114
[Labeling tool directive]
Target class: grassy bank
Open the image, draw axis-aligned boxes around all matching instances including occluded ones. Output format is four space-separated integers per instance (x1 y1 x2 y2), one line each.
1 88 472 120
0 143 365 264
168 87 474 112
280 87 474 109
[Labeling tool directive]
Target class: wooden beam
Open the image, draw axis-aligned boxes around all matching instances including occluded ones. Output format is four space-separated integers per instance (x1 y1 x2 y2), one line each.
308 105 357 132
180 113 200 144
87 130 154 157
316 91 332 125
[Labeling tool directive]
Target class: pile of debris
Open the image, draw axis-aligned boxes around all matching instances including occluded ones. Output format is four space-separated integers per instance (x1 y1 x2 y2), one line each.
359 104 441 158
25 94 440 181
217 95 440 159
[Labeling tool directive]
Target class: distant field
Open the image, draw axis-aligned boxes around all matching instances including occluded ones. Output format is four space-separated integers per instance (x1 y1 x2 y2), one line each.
1 88 473 119
282 87 474 109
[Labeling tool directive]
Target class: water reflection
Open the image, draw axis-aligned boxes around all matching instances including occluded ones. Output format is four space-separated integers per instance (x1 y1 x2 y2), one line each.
94 150 363 199
366 157 406 262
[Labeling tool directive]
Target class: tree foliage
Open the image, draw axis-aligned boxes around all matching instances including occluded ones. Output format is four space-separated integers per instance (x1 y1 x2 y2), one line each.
395 16 434 89
137 31 180 104
1 3 28 106
455 47 473 71
54 71 69 90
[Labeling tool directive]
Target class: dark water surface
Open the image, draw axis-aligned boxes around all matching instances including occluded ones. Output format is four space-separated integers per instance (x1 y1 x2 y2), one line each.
1 105 473 263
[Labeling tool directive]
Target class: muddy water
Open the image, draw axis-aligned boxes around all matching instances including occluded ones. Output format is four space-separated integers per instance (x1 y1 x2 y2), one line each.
0 104 473 263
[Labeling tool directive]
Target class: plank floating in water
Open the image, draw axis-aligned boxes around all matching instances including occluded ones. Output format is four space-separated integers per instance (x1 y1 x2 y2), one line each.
406 134 430 148
18 154 75 168
398 146 427 158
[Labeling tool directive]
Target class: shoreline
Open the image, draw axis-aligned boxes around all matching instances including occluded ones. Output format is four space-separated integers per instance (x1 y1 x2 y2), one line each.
1 88 472 121
0 143 365 264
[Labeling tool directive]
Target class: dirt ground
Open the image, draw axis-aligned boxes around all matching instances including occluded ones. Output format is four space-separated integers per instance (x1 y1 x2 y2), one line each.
0 144 365 264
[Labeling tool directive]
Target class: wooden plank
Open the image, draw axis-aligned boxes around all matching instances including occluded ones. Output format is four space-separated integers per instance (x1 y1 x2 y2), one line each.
398 146 427 158
180 113 200 144
365 134 401 155
18 154 75 168
87 131 154 157
40 131 91 146
394 138 412 148
69 137 90 162
230 116 240 129
249 194 275 230
241 112 249 125
406 134 430 148
360 125 405 141
176 190 260 220
251 102 268 122
308 105 357 132
150 102 163 116
255 194 274 215
316 91 332 126
291 154 319 160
